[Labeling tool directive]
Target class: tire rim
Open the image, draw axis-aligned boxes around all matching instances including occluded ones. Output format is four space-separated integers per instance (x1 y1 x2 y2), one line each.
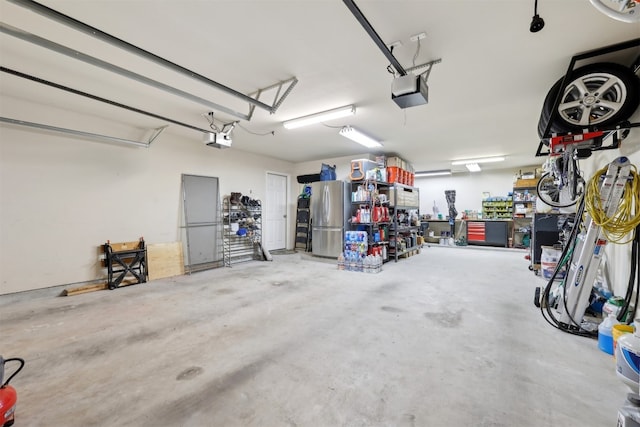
558 72 627 127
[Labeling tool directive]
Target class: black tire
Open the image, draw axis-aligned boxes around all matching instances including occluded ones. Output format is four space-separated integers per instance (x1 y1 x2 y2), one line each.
538 62 640 138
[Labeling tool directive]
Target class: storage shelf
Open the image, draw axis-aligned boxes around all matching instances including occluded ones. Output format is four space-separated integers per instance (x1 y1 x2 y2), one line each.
482 198 513 220
388 246 419 256
349 180 420 263
223 197 262 266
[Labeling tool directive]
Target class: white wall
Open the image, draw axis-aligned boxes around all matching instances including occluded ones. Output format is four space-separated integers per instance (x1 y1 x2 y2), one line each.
0 100 294 294
295 154 543 217
414 167 539 217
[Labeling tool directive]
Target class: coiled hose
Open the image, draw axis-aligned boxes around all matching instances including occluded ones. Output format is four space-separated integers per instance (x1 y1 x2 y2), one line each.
584 163 640 244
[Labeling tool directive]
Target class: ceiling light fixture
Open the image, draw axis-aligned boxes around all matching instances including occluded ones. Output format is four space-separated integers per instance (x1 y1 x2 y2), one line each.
414 170 452 178
283 105 355 129
451 156 505 166
339 126 383 148
466 163 482 172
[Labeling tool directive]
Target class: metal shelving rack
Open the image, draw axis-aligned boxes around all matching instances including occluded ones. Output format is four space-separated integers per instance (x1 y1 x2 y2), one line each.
387 184 420 262
512 178 539 249
222 196 262 266
349 180 391 262
481 198 513 220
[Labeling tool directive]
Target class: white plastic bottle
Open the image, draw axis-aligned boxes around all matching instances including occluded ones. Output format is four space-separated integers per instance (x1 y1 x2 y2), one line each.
598 313 619 355
363 255 371 274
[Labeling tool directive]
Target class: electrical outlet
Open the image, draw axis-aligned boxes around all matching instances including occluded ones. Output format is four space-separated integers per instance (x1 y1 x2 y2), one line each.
388 40 403 50
409 32 427 42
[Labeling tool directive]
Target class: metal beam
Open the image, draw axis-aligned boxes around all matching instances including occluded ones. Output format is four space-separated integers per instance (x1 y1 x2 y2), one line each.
342 0 407 76
1 67 212 134
0 23 250 121
0 117 151 148
7 0 275 112
247 77 298 120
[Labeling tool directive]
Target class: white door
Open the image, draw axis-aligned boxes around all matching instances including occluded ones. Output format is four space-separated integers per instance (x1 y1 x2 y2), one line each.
265 172 288 250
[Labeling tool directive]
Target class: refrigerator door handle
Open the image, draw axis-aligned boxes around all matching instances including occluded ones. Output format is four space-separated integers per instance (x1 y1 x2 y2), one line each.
312 227 342 232
323 184 330 224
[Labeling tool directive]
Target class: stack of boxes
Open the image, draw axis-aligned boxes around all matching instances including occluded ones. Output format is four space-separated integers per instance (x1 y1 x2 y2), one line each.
385 156 414 186
350 155 415 186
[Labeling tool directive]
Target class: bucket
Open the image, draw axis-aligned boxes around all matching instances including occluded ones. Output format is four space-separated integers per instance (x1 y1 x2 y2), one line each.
614 324 635 357
541 246 565 280
387 166 399 183
616 320 640 393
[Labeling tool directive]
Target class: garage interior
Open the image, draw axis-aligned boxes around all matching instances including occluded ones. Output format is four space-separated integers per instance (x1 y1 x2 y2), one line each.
1 1 640 426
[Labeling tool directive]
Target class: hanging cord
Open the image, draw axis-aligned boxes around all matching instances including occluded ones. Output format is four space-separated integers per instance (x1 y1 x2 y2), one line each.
539 198 597 337
539 199 582 327
617 224 640 323
584 164 640 243
541 162 640 333
412 38 421 68
237 123 274 136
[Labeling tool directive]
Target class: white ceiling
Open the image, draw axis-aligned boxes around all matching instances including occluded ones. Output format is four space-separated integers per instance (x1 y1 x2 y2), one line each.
1 0 639 173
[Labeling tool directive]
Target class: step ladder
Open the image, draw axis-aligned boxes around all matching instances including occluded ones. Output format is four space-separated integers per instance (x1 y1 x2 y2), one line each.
556 156 631 330
295 196 312 251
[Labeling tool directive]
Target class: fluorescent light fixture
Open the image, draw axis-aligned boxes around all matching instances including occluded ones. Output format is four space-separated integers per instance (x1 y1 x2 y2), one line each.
451 156 505 166
283 105 355 129
339 126 383 148
415 169 452 177
466 163 482 172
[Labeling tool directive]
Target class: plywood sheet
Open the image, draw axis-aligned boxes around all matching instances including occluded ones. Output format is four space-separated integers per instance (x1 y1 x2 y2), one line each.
147 242 184 281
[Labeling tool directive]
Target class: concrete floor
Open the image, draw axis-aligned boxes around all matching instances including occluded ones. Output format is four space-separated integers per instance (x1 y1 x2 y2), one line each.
0 246 627 426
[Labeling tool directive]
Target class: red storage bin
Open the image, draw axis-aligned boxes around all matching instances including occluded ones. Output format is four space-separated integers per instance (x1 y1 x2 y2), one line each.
387 166 399 183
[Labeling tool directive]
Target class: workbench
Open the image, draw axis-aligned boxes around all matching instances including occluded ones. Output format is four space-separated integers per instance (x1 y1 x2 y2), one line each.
466 220 512 247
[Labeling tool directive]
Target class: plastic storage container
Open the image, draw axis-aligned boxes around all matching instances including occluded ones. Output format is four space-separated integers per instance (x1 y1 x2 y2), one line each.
540 246 565 281
613 324 635 357
616 319 640 393
599 313 619 355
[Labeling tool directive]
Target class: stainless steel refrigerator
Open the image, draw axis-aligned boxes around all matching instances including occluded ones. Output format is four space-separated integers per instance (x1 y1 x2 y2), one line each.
311 180 350 258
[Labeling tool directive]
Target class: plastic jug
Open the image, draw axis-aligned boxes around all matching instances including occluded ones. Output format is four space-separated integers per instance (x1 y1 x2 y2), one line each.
599 313 619 355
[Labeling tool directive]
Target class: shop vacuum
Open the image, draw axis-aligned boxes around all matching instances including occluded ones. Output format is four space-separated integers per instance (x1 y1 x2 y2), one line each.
0 356 24 427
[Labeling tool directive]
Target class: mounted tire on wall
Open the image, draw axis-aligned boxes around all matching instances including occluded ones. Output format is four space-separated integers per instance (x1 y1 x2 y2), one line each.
538 62 640 139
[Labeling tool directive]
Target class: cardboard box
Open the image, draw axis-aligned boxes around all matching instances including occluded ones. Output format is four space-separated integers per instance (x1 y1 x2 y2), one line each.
386 156 403 167
387 186 419 207
515 178 538 188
